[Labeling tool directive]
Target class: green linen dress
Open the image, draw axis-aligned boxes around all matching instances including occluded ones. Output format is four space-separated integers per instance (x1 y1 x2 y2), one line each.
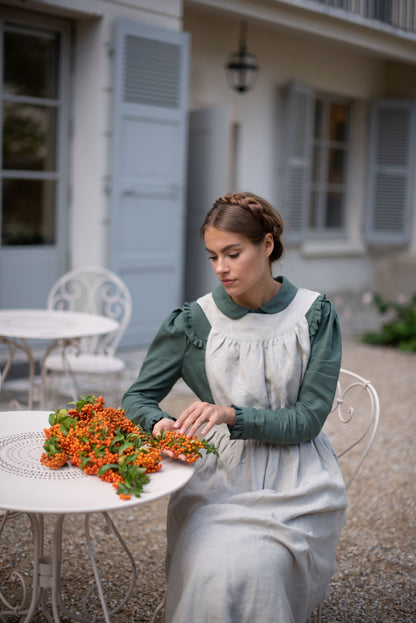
122 277 348 623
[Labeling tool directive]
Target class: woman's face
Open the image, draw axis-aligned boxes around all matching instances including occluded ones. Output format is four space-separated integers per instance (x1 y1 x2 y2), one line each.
203 226 275 308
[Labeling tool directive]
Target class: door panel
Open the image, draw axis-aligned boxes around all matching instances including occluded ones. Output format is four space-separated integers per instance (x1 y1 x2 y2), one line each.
111 20 190 346
0 249 63 308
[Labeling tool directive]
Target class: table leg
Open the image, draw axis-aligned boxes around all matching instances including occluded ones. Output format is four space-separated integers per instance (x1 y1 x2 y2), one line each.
0 337 35 409
52 513 138 623
83 512 138 621
1 511 138 623
0 512 44 622
41 339 81 407
0 339 17 388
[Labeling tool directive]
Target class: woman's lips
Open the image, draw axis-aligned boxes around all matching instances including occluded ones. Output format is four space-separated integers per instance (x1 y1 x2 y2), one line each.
221 279 235 287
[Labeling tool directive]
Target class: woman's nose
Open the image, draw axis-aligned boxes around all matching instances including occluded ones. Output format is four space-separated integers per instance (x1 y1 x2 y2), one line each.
215 257 228 274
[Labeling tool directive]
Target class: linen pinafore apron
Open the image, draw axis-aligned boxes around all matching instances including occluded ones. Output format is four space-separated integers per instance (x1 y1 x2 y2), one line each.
165 290 347 623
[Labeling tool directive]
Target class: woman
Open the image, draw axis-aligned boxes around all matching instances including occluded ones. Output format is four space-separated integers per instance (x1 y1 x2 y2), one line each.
122 192 347 623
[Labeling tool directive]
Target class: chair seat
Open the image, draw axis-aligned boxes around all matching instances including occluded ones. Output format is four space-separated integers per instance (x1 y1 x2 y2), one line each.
45 353 126 374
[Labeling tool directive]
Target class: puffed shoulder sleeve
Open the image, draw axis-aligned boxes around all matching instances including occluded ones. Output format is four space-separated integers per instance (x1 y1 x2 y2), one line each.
122 308 188 432
230 295 342 444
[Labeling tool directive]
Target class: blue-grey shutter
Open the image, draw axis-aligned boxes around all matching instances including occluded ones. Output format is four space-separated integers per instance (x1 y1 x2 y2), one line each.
366 100 416 245
282 82 314 242
110 20 189 345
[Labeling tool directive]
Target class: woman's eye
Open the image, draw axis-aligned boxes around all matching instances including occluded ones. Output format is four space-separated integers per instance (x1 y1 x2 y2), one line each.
208 256 217 261
229 253 239 259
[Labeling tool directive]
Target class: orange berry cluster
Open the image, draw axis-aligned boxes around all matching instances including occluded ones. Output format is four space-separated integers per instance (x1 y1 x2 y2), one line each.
41 395 218 500
156 429 219 464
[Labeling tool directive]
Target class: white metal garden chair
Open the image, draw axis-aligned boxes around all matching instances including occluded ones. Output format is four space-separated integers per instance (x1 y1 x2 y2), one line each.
312 367 380 622
44 266 132 402
151 368 380 623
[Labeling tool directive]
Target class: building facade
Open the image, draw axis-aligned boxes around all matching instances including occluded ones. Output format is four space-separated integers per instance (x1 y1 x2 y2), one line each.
1 0 416 345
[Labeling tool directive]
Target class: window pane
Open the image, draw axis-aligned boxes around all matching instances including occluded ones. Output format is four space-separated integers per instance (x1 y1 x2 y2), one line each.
4 29 59 98
1 178 55 245
327 147 345 184
312 145 321 183
329 103 348 142
325 192 343 228
2 102 57 171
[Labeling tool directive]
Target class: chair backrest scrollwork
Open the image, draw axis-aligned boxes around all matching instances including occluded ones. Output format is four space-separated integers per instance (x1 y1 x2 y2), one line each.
325 368 380 489
47 266 132 356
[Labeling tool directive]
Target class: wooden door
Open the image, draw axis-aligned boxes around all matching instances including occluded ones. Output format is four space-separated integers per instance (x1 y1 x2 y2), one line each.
110 20 190 346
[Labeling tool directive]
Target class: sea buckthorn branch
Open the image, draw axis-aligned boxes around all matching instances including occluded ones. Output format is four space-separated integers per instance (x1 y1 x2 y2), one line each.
41 395 219 500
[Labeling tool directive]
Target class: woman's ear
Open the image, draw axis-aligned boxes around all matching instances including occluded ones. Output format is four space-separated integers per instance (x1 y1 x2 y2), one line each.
264 232 274 258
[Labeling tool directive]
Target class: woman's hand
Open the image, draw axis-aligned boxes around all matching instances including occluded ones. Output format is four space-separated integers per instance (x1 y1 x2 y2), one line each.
173 401 236 438
152 417 187 462
152 417 176 438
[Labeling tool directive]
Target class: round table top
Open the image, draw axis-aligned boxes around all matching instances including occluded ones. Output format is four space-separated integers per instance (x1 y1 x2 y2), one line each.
0 309 119 340
0 411 194 514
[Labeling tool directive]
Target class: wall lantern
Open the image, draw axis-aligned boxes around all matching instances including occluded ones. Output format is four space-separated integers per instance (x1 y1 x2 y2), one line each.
225 20 259 94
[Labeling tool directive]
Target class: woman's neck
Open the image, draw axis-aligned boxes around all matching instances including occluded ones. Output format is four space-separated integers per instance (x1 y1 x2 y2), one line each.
231 276 281 310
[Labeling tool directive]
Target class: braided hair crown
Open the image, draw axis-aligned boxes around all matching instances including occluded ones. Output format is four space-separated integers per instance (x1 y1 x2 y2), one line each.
200 192 284 263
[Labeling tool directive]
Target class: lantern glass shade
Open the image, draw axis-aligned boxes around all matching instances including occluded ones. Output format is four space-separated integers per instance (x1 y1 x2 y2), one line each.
225 22 259 93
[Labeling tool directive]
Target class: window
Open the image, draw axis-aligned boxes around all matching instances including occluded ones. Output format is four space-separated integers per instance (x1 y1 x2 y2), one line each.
283 83 350 239
310 97 349 232
283 84 415 246
1 24 60 246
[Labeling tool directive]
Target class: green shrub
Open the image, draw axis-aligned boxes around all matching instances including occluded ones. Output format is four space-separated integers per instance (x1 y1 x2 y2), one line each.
362 293 416 352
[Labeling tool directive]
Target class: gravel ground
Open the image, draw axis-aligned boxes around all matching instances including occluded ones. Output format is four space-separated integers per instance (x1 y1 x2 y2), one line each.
0 337 415 622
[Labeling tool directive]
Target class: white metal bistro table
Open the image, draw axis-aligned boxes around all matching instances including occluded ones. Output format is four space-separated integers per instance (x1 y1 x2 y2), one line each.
0 310 119 408
0 410 194 623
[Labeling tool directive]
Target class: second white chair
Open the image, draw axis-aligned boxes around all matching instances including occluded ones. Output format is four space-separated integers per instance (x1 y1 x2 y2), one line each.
44 266 132 403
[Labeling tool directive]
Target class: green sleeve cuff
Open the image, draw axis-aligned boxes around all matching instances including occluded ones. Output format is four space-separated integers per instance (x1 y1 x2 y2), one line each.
228 405 244 437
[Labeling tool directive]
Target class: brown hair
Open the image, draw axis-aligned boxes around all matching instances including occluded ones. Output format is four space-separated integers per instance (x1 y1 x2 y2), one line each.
200 192 284 263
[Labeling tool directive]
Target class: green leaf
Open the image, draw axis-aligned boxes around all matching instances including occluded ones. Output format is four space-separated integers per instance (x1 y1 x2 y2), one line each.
118 453 136 467
80 455 91 468
112 432 125 443
93 445 105 457
201 439 219 457
99 426 108 440
116 482 132 495
69 395 97 410
117 441 134 455
97 463 119 476
59 422 69 436
43 436 60 455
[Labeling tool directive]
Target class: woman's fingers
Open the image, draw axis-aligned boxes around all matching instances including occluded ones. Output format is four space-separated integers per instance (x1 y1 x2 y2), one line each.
174 401 202 424
152 417 175 438
173 401 198 430
171 402 235 438
160 448 188 462
174 401 217 437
